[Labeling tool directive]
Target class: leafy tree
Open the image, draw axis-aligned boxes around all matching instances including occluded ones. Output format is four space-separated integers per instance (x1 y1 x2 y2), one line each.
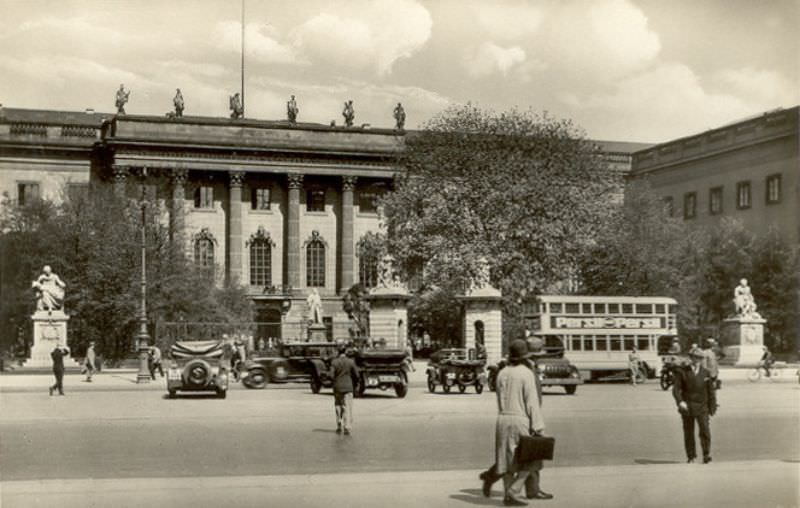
407 286 463 347
382 104 617 338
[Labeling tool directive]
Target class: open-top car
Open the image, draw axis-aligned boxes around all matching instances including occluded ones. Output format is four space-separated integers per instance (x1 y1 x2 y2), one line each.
426 348 487 394
167 340 229 399
353 345 410 398
240 341 337 392
488 336 582 395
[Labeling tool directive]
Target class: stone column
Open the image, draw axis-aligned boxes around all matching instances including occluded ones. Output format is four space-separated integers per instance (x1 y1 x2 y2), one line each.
112 165 128 198
170 169 188 243
340 176 357 293
286 174 304 291
228 171 245 285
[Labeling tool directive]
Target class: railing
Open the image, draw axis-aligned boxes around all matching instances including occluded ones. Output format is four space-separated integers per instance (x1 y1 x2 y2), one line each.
9 123 47 137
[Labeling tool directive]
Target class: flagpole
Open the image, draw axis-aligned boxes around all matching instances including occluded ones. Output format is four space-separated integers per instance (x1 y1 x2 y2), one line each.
241 0 245 117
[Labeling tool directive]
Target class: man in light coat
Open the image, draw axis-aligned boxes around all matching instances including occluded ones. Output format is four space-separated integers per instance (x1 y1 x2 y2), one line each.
84 342 96 382
494 339 547 506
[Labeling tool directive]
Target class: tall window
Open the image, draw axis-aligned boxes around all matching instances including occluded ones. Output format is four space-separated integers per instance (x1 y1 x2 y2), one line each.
251 187 271 210
194 186 214 208
249 235 272 286
683 192 696 219
358 186 383 214
736 181 751 209
766 174 781 204
709 186 723 215
663 196 674 217
306 231 326 287
193 229 216 274
358 250 379 288
306 188 325 212
17 182 40 205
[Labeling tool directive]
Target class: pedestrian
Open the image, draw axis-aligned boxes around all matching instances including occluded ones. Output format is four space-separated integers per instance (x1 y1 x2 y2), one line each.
83 341 96 382
668 338 682 354
49 344 69 396
702 338 719 386
629 346 641 386
480 337 551 501
760 346 774 377
672 347 717 464
148 345 163 380
330 344 359 435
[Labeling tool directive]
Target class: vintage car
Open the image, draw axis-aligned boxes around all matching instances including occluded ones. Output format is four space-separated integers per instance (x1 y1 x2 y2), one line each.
487 337 582 395
166 340 229 399
659 354 690 390
426 348 487 394
240 341 337 392
353 346 410 398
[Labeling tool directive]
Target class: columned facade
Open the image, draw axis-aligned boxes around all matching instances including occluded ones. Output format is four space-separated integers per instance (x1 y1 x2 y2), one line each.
286 173 304 292
228 171 245 284
340 175 357 292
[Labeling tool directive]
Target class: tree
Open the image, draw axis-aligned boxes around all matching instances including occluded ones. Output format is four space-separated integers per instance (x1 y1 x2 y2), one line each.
382 104 617 337
407 286 463 347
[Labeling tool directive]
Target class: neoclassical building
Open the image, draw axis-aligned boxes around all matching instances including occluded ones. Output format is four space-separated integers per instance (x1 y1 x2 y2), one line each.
1 105 648 343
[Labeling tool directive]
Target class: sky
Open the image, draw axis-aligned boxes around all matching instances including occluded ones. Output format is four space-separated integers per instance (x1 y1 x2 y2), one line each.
0 0 797 143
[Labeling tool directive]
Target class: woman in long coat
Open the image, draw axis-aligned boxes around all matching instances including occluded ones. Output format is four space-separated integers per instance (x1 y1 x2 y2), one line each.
495 339 545 505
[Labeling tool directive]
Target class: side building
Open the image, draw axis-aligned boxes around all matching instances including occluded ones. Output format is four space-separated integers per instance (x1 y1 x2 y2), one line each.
629 106 799 245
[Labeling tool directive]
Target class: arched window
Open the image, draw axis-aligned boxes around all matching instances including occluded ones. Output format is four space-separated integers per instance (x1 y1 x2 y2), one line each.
193 228 216 275
305 230 326 287
247 226 274 286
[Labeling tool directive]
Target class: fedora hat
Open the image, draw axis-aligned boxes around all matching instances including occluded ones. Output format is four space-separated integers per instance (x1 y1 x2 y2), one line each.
509 339 530 361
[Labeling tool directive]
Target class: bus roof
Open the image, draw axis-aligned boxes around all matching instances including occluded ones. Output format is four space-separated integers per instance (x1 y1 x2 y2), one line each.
535 295 678 305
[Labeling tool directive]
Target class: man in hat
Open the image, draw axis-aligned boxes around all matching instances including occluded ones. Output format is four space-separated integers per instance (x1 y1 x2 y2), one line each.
330 344 359 435
702 338 720 387
49 344 70 396
673 347 717 464
84 341 96 382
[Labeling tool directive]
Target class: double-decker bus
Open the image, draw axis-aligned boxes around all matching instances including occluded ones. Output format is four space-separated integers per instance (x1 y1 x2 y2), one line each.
523 295 678 380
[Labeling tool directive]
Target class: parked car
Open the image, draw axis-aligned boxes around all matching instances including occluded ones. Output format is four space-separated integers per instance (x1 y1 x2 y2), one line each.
354 346 411 398
426 348 487 394
488 337 582 395
166 340 229 399
240 341 337 392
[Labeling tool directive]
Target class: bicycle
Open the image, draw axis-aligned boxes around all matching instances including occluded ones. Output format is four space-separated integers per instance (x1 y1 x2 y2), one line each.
747 364 780 382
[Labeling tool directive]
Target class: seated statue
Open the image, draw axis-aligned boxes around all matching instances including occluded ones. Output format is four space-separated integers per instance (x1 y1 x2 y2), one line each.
32 265 66 312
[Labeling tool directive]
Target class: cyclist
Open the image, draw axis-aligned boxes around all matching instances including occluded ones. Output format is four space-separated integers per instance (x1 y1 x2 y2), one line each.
760 346 775 377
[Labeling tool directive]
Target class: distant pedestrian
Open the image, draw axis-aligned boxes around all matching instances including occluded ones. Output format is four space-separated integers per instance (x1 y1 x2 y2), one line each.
83 342 96 382
330 344 359 435
673 347 717 464
49 345 69 396
148 345 163 379
629 347 641 386
702 338 719 386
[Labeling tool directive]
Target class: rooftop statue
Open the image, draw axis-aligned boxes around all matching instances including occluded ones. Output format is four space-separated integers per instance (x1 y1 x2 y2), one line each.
342 100 355 127
306 288 323 324
733 278 761 319
32 265 66 313
115 84 130 114
287 95 299 124
229 93 243 119
393 102 406 130
173 88 184 117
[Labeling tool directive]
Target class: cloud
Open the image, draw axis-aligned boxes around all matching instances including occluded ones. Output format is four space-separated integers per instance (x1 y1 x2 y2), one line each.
464 42 526 77
290 0 432 75
468 2 544 40
715 67 798 105
215 21 300 65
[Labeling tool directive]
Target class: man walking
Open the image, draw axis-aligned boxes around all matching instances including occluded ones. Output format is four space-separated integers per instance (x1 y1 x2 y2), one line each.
49 344 69 396
84 341 96 382
148 345 163 380
673 347 717 464
629 346 641 386
330 345 359 435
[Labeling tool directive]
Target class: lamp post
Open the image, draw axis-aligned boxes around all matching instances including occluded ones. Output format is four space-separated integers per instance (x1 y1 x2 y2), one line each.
136 173 151 384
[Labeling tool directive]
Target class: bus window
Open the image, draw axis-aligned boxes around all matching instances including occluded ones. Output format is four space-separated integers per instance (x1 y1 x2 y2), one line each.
608 303 619 314
584 337 594 351
635 304 652 314
596 336 608 351
565 303 580 314
637 337 650 350
610 337 623 351
571 338 582 351
655 304 665 314
593 303 606 314
582 303 592 314
624 337 635 350
550 303 562 313
622 303 633 314
668 304 678 315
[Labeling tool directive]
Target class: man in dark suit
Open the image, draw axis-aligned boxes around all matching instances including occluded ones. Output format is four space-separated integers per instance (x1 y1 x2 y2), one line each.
49 345 69 396
330 345 359 435
673 347 717 463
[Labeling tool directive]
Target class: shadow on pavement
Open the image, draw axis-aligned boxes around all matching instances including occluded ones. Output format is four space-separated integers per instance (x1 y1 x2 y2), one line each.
634 458 681 465
450 488 502 506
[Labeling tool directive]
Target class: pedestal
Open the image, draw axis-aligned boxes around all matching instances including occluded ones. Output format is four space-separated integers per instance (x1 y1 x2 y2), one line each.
459 285 503 366
367 289 411 349
719 317 767 367
25 311 70 368
308 322 327 342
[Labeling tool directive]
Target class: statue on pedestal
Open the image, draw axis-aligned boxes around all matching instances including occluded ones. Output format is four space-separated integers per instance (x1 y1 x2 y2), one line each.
287 95 299 123
229 93 244 119
307 288 323 324
32 265 66 313
733 278 761 319
393 102 406 130
115 84 130 114
173 88 184 117
342 100 355 127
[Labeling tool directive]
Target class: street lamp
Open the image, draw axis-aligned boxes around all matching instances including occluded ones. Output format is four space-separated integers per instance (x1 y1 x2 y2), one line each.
136 170 151 384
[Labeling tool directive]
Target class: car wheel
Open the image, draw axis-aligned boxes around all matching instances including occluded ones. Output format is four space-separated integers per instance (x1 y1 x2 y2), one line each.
458 384 467 394
564 385 577 395
310 376 322 394
168 389 177 399
217 389 227 399
443 383 451 393
475 383 484 394
356 374 367 397
427 375 436 393
183 359 211 388
395 372 408 398
243 368 267 389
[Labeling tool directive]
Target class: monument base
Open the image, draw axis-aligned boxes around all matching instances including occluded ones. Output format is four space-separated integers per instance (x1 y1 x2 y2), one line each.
308 323 328 342
719 316 767 367
366 292 411 349
25 310 73 368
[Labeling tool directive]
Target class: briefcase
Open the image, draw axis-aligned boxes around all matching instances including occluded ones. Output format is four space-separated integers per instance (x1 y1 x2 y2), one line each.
514 435 555 464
